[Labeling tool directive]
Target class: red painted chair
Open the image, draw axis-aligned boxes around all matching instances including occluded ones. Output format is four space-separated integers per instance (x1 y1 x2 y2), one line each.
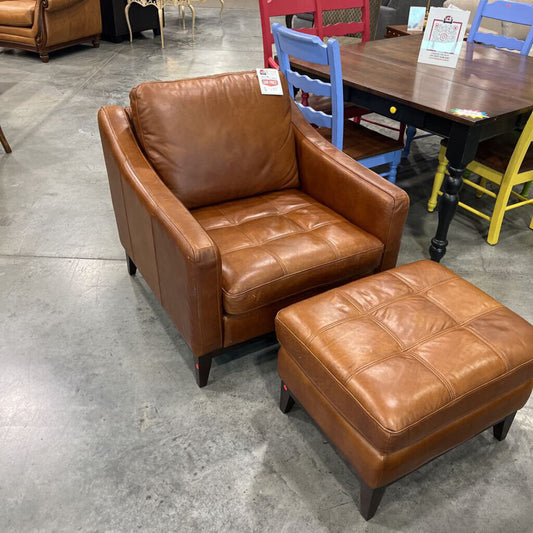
315 0 371 41
259 0 373 119
258 0 320 68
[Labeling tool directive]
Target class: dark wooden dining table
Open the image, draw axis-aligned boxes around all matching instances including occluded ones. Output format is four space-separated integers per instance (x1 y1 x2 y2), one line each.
291 34 533 261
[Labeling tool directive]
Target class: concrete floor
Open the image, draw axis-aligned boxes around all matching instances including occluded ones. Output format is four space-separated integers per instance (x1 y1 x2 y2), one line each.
1 5 532 532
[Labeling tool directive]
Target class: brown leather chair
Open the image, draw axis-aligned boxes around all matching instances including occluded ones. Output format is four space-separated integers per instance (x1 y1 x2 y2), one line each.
0 0 101 62
98 71 409 387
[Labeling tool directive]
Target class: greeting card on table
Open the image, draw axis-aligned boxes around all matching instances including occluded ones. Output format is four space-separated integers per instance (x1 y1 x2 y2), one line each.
407 6 426 31
417 7 470 69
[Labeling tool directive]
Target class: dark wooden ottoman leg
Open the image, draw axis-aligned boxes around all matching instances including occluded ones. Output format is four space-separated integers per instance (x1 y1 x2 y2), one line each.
360 481 386 521
126 253 137 276
493 411 517 441
194 355 212 388
280 382 295 413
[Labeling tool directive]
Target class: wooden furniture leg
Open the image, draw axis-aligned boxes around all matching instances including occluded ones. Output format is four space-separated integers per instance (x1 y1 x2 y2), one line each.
126 254 137 276
360 482 386 521
279 382 295 413
493 411 516 441
194 355 212 388
0 125 12 153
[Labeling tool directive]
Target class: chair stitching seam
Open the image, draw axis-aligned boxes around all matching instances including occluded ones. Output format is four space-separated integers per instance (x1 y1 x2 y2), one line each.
221 247 382 297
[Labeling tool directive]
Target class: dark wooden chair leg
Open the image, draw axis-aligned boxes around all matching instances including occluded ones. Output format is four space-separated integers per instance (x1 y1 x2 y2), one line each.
359 481 385 521
92 36 100 48
126 253 137 276
0 125 12 153
279 382 295 413
39 53 49 63
493 411 516 441
194 355 212 388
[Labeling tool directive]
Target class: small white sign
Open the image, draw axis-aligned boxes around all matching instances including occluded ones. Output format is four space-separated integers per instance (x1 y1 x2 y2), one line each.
418 7 470 69
256 68 283 95
408 6 426 31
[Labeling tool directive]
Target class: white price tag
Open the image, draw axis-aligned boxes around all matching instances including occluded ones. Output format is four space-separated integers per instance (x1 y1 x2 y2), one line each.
256 68 284 95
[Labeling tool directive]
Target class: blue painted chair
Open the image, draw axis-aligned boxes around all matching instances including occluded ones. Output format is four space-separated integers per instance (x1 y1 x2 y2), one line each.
404 0 533 158
272 23 403 182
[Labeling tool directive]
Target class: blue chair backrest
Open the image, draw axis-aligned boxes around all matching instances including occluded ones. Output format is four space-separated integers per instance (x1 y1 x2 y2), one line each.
272 23 344 150
467 0 533 55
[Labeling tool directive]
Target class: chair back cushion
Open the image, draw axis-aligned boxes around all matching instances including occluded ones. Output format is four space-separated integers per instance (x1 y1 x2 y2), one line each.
129 71 299 209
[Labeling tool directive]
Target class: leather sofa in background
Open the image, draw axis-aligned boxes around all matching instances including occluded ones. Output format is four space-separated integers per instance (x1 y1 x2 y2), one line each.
98 71 410 387
0 0 102 62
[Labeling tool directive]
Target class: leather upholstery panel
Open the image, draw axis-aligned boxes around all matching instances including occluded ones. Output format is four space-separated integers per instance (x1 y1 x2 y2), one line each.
43 0 101 47
290 107 409 271
98 106 223 357
129 72 299 209
0 1 34 27
276 260 533 453
278 346 532 488
0 25 34 40
193 189 384 315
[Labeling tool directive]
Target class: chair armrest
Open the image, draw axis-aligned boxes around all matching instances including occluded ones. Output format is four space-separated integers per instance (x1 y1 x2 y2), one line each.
291 105 409 272
98 106 223 356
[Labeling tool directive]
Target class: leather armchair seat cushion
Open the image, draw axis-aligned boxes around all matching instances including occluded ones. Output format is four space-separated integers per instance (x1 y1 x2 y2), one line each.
0 0 34 27
276 260 533 454
129 72 300 210
193 189 383 316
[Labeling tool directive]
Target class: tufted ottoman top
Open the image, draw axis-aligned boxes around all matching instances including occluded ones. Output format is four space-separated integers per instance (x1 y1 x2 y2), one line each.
275 260 533 454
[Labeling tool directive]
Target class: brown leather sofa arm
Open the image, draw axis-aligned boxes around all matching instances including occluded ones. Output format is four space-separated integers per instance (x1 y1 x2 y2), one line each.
98 106 224 356
291 106 410 272
42 0 85 12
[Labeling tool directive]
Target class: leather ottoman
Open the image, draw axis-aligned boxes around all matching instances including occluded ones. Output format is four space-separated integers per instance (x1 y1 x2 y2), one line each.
275 260 533 520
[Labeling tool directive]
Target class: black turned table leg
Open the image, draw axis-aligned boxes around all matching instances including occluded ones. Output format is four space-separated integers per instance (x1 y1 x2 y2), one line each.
429 163 464 262
359 481 386 521
126 253 137 276
194 355 212 388
493 412 517 441
280 382 295 413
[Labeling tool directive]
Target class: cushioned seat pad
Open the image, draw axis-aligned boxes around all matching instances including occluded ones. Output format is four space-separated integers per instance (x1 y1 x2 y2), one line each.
193 189 384 316
276 260 533 453
0 1 34 27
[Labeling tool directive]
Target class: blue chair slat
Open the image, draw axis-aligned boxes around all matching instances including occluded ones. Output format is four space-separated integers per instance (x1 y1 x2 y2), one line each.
272 22 403 182
467 0 533 55
273 22 344 149
296 104 334 129
286 72 332 98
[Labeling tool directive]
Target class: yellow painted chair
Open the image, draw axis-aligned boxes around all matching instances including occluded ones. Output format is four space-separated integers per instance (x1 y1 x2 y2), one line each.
427 111 533 245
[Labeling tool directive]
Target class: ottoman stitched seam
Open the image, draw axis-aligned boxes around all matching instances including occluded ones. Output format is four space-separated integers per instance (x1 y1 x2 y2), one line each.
465 324 512 372
304 275 461 343
406 351 456 400
306 292 505 352
336 314 508 381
